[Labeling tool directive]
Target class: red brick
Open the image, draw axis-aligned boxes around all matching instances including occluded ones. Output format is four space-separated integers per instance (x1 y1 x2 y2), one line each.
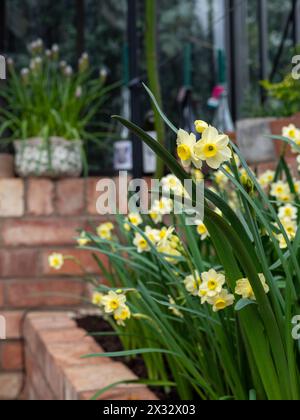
87 176 132 215
1 219 84 246
47 339 108 367
27 179 54 216
25 312 76 332
0 179 24 217
64 363 137 400
0 373 23 400
39 327 87 344
41 248 105 276
25 347 56 400
0 340 23 370
24 313 77 358
56 179 85 216
6 280 86 308
87 178 102 215
44 340 110 399
0 249 39 278
23 312 157 401
0 311 24 339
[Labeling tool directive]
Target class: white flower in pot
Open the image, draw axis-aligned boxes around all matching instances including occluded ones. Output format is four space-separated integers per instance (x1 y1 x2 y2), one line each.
0 41 113 178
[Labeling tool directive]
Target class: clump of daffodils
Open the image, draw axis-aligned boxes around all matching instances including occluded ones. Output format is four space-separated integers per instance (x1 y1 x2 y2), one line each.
272 189 299 249
184 268 270 312
184 269 235 313
133 226 182 264
177 122 232 171
97 222 114 240
48 253 64 270
92 290 131 327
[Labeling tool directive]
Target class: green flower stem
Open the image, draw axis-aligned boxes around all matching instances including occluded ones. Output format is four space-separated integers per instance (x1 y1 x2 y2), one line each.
145 0 166 179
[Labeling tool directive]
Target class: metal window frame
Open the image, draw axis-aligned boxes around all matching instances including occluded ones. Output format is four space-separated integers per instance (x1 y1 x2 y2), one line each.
258 0 269 102
225 0 250 121
293 0 300 45
127 0 143 178
0 0 6 53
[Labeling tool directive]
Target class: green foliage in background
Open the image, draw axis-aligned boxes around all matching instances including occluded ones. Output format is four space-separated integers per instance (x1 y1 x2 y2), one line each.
261 74 300 117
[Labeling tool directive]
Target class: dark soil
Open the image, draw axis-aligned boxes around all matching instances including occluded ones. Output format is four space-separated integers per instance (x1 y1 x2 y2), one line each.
76 316 179 400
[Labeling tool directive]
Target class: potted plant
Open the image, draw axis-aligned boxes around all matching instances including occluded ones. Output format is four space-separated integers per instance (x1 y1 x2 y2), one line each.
0 39 113 178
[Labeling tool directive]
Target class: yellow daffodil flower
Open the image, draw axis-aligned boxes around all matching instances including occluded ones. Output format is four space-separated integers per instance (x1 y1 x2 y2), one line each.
124 213 143 232
92 292 104 306
207 289 235 312
278 204 298 221
270 181 290 199
176 129 202 169
114 304 131 326
195 220 209 240
133 232 151 254
102 291 126 314
235 274 269 301
184 271 201 297
97 222 114 240
48 253 64 270
194 126 232 169
77 232 91 247
199 269 226 301
258 170 275 188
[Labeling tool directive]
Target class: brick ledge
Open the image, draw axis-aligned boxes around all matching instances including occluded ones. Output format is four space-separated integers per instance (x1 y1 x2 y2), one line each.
24 311 158 401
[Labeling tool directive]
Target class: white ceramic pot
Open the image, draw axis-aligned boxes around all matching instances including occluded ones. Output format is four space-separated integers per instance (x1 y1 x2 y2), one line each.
14 137 83 178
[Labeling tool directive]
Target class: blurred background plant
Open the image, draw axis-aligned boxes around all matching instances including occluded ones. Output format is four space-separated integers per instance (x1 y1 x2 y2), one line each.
261 73 300 117
0 38 116 154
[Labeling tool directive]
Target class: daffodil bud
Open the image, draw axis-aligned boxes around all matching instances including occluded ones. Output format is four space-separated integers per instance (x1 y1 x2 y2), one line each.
240 172 254 195
100 68 108 83
6 58 14 74
20 68 30 84
51 44 59 60
78 52 89 73
195 120 209 134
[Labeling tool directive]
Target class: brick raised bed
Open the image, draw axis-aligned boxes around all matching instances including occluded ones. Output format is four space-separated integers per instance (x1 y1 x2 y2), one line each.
24 312 157 400
0 177 114 398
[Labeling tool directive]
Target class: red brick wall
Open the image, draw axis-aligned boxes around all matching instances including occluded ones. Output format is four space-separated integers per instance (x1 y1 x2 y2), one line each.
0 177 109 399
